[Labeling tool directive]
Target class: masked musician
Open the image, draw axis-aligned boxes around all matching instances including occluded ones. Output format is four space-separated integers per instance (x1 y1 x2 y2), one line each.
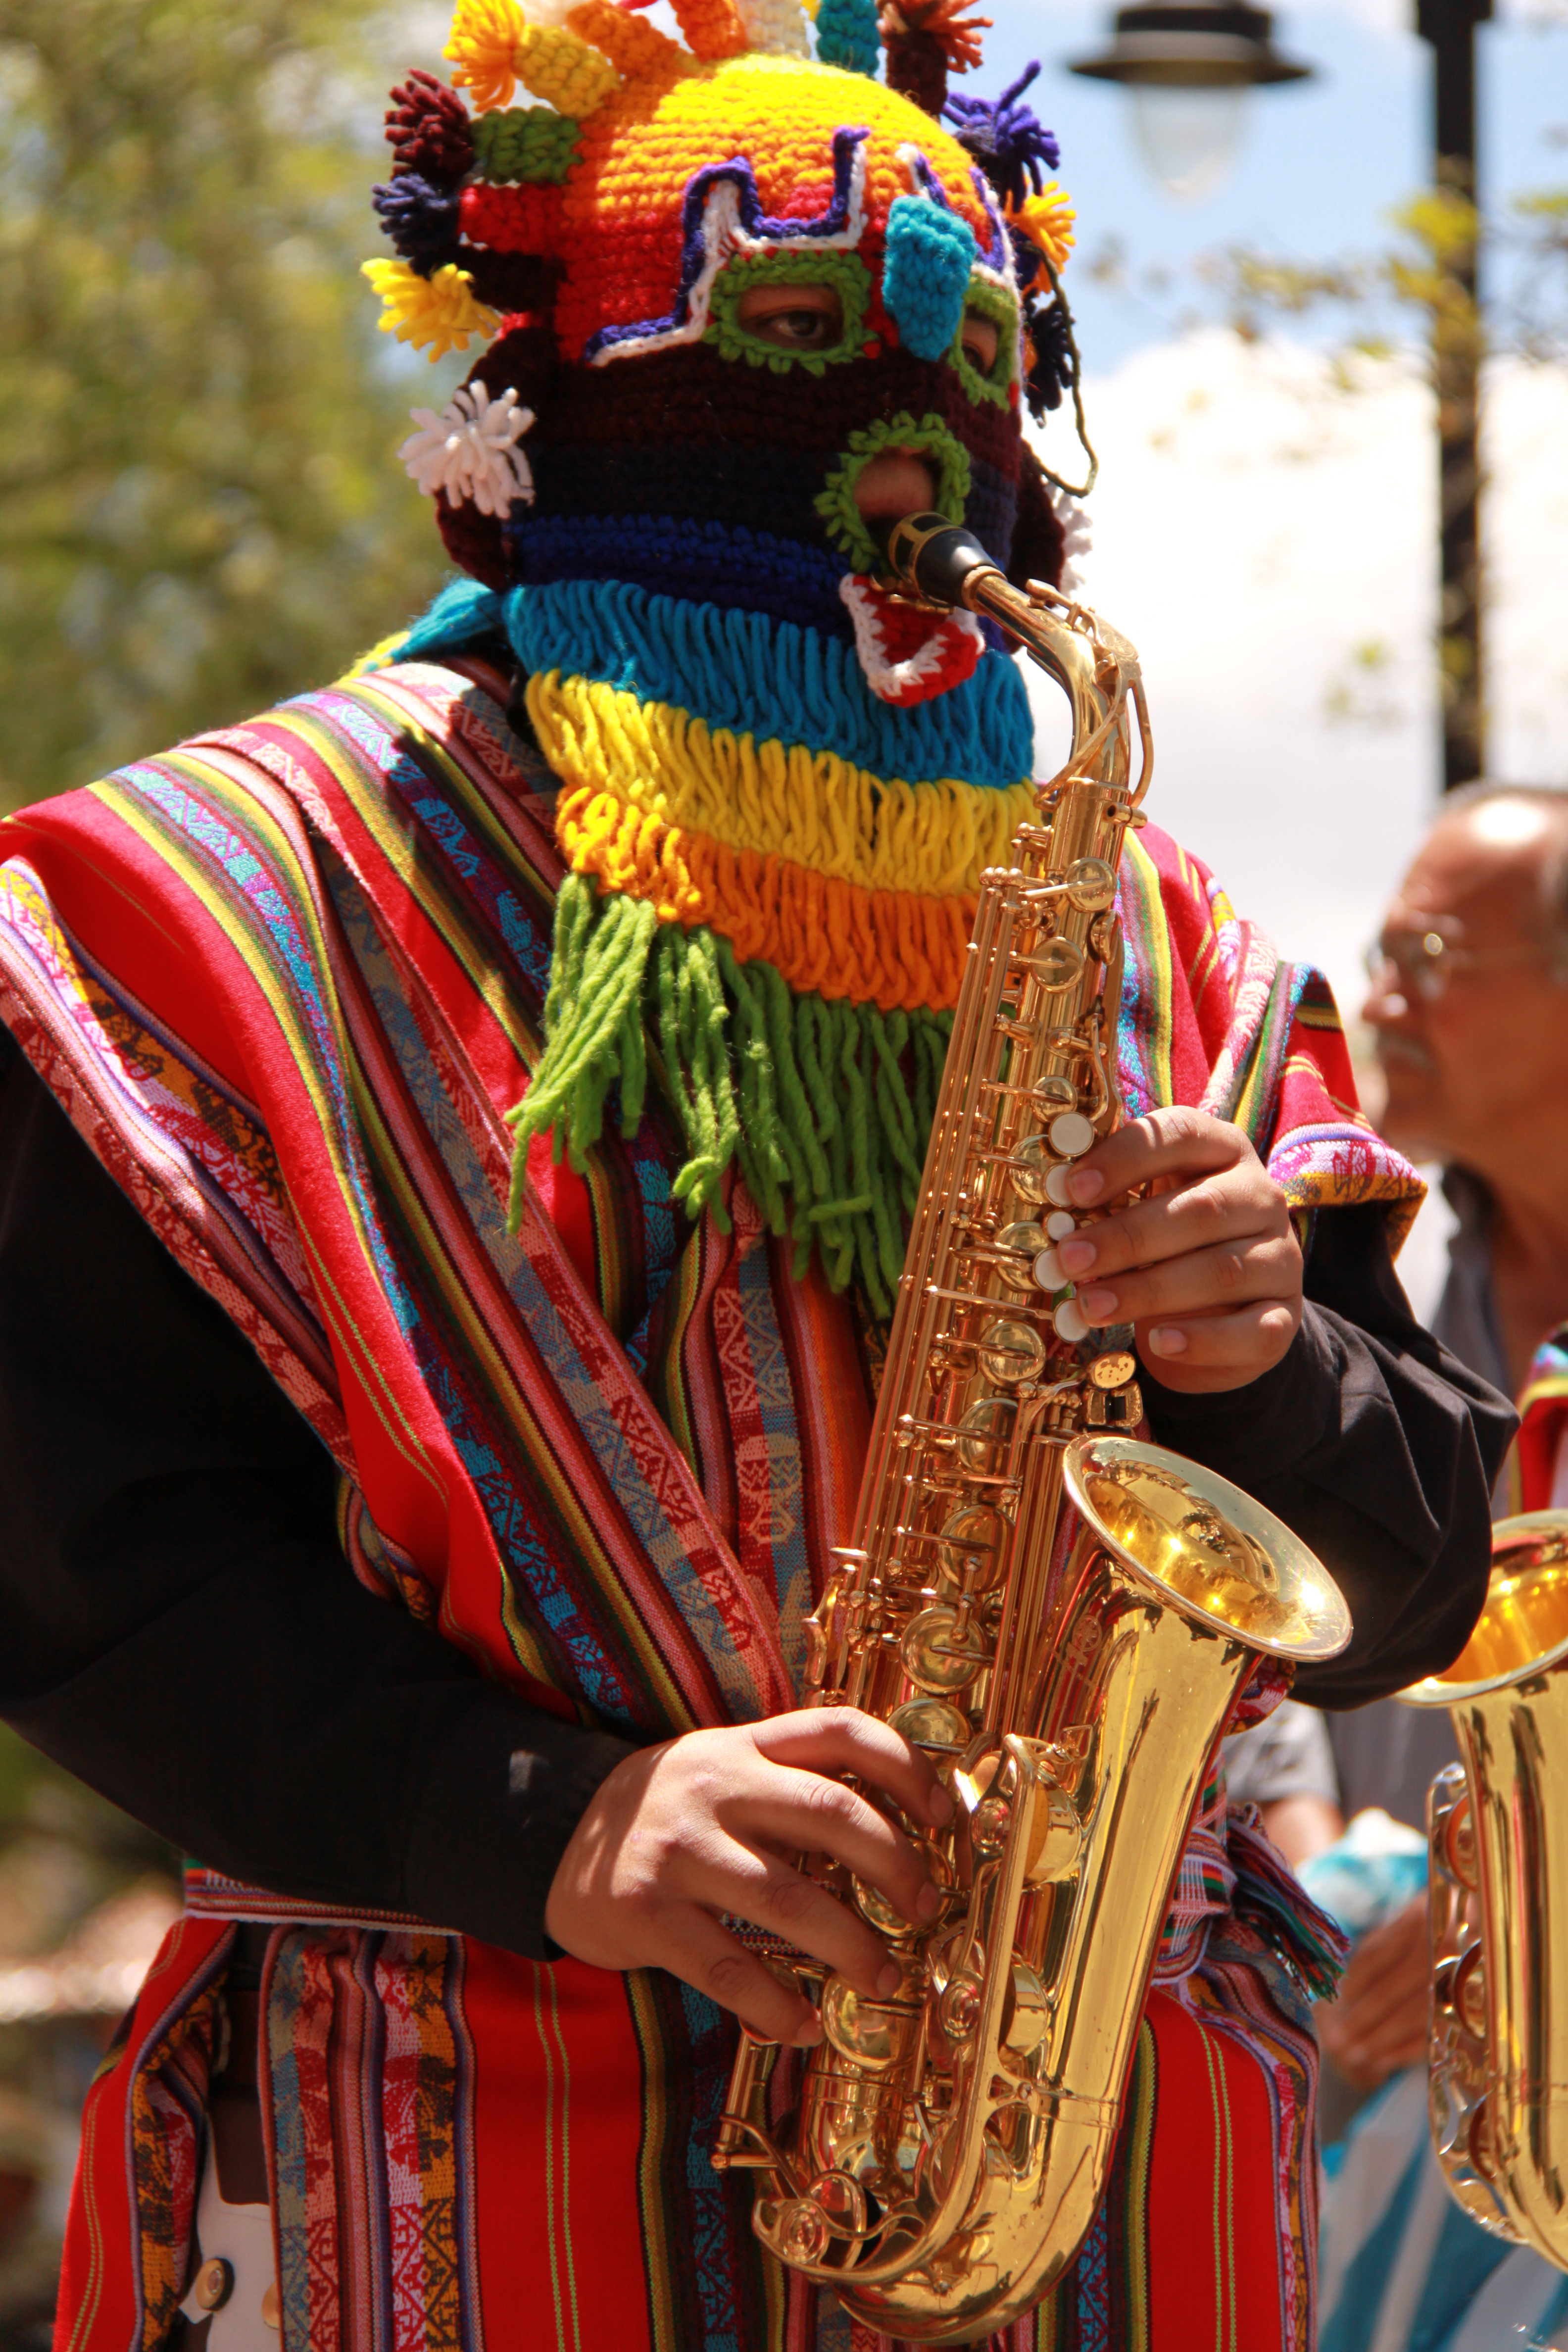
0 6 1511 2345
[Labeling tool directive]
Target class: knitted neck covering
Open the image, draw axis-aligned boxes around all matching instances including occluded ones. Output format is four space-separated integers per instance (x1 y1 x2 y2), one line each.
489 577 1036 1312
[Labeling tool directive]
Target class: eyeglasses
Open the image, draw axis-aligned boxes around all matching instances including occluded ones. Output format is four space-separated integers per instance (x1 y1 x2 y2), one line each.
1364 927 1549 1001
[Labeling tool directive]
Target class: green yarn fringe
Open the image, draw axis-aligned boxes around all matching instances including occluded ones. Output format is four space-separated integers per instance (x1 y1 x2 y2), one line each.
506 874 953 1318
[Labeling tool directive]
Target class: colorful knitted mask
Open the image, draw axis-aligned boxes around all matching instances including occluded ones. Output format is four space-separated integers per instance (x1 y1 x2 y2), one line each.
368 0 1075 706
369 0 1082 1307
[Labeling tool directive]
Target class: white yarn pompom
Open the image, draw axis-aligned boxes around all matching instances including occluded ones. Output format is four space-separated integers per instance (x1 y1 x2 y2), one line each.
399 382 536 518
1053 490 1092 599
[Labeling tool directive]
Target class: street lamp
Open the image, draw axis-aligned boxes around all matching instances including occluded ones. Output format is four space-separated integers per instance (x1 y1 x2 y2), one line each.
1069 4 1313 201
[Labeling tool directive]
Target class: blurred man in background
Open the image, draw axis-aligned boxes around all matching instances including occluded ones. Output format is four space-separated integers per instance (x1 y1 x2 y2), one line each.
1314 783 1568 2349
1323 781 1568 2094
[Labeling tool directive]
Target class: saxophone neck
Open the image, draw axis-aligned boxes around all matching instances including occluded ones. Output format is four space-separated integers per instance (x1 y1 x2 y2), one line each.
876 512 1149 800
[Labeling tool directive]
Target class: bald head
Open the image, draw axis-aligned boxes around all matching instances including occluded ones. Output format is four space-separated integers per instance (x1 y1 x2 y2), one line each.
1435 784 1568 963
1364 784 1568 1175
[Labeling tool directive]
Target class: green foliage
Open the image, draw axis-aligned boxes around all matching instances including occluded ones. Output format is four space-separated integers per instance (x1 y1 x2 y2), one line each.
0 0 450 813
1178 178 1564 371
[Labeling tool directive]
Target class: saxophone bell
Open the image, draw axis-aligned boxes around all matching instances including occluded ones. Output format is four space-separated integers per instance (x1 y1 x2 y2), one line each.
1398 1513 1568 2265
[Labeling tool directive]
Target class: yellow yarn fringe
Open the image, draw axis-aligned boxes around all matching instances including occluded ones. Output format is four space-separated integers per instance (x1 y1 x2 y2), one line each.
526 671 1034 899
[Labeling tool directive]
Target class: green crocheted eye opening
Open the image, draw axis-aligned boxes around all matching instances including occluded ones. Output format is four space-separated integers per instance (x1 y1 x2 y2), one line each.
705 251 875 376
950 278 1021 411
814 413 973 575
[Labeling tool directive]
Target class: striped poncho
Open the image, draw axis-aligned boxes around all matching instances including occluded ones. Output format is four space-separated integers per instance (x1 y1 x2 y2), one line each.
0 644 1419 2352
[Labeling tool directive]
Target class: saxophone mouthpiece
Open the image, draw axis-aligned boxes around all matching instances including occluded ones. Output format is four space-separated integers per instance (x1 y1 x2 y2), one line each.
879 513 1003 612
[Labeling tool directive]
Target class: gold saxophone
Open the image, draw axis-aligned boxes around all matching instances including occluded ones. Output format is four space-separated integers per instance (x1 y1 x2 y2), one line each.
712 515 1352 2340
1398 1510 1568 2267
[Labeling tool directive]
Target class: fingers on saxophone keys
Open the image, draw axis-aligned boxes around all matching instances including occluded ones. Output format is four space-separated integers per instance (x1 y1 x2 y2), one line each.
743 1765 941 1930
1078 1234 1298 1326
723 1848 904 2003
750 1706 952 1831
670 1909 823 2047
1060 1177 1281 1287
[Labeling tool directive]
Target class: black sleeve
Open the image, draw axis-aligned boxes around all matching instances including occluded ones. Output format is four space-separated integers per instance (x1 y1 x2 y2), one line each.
1142 1200 1514 1707
0 1050 631 1958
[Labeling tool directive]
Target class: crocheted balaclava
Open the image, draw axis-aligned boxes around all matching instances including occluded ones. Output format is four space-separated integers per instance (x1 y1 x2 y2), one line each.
369 0 1081 1310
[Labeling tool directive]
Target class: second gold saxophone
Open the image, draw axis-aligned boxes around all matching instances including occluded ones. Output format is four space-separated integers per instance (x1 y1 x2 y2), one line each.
712 513 1352 2340
1398 1512 1568 2268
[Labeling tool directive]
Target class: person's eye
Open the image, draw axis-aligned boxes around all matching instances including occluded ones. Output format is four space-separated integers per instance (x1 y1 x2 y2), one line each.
768 307 834 347
961 307 1001 375
735 284 844 351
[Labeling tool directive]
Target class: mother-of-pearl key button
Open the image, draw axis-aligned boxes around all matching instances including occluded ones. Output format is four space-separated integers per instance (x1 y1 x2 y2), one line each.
1044 1164 1075 1207
1045 1211 1076 1241
1048 1111 1096 1159
1033 1247 1065 1290
1053 1296 1089 1343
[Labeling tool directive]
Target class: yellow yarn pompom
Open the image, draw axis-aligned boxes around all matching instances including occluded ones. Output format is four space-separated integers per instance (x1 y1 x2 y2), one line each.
445 0 527 111
514 21 620 114
361 259 501 362
1009 185 1077 275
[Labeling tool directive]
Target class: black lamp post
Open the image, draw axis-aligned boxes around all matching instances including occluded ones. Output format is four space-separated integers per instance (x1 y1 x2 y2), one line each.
1421 0 1492 789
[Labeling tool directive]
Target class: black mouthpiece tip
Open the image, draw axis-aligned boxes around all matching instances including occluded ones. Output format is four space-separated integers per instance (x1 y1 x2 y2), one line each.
879 513 999 608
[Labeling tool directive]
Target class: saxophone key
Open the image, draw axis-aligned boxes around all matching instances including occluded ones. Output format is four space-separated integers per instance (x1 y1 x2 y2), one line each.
1032 1245 1065 1291
999 1962 1051 2058
937 1505 1007 1592
993 1222 1052 1289
1016 936 1084 991
1053 1295 1089 1344
1066 857 1117 911
820 1973 923 2069
887 1696 972 1753
900 1604 989 1693
977 1318 1048 1384
1049 1111 1096 1158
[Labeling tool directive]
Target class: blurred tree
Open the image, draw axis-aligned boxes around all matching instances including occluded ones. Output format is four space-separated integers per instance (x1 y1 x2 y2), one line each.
0 0 449 814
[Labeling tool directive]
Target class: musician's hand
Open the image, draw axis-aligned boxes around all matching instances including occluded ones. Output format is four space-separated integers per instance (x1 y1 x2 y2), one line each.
1055 1107 1303 1394
542 1708 952 2046
1315 1897 1430 2090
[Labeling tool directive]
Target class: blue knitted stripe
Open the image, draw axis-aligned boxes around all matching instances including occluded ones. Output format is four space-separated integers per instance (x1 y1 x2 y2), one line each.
518 580 1032 788
390 573 1036 789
